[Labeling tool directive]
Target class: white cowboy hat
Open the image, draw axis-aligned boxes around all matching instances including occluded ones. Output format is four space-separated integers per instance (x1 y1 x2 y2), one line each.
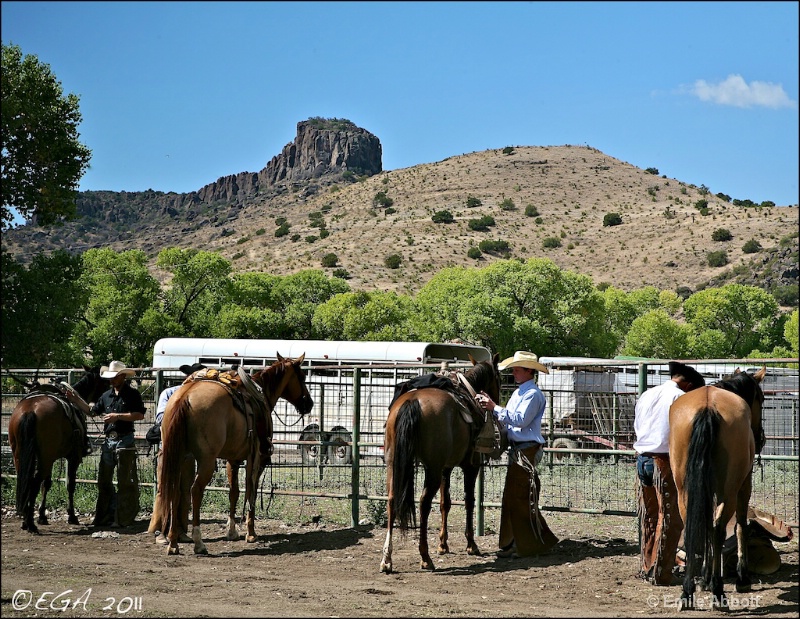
100 360 135 379
497 351 549 374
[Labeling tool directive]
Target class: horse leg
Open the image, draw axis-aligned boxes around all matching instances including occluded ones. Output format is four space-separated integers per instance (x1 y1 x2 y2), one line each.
709 517 728 608
225 461 241 541
734 474 753 593
463 465 480 556
37 471 52 525
66 457 80 525
418 469 438 570
23 472 43 534
380 494 395 574
244 457 260 543
437 468 452 555
175 457 213 556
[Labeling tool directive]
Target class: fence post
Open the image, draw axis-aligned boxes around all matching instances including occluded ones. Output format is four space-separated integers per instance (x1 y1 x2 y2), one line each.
350 367 361 528
317 384 325 481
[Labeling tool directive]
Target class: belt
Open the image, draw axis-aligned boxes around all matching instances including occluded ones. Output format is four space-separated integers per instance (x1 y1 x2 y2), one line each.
107 431 133 440
639 452 668 458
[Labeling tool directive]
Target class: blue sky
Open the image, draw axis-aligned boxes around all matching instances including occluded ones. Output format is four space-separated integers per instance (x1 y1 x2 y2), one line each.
2 1 798 206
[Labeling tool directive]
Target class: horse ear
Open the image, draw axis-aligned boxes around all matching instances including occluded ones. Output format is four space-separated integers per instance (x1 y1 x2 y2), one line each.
296 353 305 364
493 352 501 366
734 367 742 375
468 353 477 366
276 352 285 362
754 366 767 382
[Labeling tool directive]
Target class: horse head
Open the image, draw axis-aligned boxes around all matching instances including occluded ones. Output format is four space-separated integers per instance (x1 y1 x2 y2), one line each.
72 365 110 405
466 352 502 404
722 367 767 453
255 353 314 417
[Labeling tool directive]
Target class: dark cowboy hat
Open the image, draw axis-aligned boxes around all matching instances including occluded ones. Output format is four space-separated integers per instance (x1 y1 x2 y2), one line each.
669 361 705 388
179 362 207 376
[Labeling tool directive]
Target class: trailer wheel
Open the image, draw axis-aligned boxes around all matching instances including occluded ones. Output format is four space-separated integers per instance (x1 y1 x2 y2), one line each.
327 426 353 465
299 424 326 465
551 438 579 462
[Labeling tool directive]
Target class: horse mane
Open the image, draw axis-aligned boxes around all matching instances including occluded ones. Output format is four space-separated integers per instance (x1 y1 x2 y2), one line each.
714 371 763 406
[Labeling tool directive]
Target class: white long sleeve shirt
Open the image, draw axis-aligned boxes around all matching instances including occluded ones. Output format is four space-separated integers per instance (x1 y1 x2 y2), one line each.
633 380 684 454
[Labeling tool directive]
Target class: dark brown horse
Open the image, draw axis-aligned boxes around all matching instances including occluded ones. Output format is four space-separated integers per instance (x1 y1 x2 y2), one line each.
669 367 766 609
8 367 109 533
380 353 501 573
155 354 313 555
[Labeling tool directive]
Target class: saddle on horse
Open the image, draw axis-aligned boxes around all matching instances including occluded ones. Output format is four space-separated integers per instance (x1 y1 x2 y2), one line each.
184 367 273 462
390 370 506 459
25 381 93 455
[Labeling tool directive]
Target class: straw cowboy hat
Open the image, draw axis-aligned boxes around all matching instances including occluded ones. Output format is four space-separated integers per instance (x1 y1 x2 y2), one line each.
99 360 135 379
179 362 206 376
497 351 549 374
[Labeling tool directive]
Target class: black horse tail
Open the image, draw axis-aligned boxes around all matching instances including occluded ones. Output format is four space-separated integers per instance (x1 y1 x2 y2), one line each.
392 398 422 533
155 392 191 536
15 412 39 515
683 407 720 577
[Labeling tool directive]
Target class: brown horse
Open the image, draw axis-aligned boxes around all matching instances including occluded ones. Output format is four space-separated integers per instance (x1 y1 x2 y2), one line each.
8 367 109 533
155 354 313 555
669 367 766 609
380 353 501 573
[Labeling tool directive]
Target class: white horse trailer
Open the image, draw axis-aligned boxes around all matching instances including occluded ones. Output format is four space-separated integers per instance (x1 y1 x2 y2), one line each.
151 338 493 464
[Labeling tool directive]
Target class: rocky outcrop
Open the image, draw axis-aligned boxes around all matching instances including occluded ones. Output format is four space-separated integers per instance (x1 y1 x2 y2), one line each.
261 119 382 185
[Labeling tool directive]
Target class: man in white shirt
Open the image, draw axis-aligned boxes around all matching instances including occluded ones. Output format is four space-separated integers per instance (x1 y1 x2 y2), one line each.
634 361 705 584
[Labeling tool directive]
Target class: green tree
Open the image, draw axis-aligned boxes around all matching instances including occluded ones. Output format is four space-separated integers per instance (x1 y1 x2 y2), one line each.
783 309 799 355
312 291 416 340
683 284 781 357
621 309 692 358
1 43 91 230
156 248 233 335
1 249 88 368
73 248 163 367
271 269 350 339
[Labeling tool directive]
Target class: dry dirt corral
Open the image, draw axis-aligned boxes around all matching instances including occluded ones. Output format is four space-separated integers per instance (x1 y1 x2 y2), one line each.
1 508 797 618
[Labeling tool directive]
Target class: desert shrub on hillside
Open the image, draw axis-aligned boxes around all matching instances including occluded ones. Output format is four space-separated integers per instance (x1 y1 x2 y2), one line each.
707 250 728 267
468 215 495 231
466 196 482 208
712 228 733 242
478 239 510 256
525 204 539 217
543 236 562 249
432 210 454 224
467 247 482 259
321 253 338 267
603 213 622 227
384 254 402 269
499 198 516 211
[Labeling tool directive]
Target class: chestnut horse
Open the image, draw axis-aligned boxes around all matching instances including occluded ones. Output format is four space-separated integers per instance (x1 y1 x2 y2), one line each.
8 367 109 533
155 354 313 555
380 353 501 573
669 367 766 609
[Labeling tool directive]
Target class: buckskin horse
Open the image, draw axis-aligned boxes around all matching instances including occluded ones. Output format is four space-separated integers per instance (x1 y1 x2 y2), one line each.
155 354 313 555
8 366 109 533
380 353 502 573
669 367 766 609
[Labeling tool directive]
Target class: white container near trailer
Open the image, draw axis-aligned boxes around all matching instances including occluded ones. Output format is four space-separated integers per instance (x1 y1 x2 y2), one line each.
151 338 492 464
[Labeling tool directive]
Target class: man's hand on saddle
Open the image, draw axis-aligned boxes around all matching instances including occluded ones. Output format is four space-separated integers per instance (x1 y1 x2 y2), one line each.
475 391 496 412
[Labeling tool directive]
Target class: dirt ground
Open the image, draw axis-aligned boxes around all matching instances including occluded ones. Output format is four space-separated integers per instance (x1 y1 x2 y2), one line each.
1 506 797 618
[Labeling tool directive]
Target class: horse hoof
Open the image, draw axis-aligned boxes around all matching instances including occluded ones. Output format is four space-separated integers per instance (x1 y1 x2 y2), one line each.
420 561 435 571
194 545 209 555
246 534 257 543
735 580 752 593
226 532 240 541
467 546 481 556
68 516 80 525
37 517 48 525
155 534 169 545
379 562 393 574
437 546 449 555
167 546 180 556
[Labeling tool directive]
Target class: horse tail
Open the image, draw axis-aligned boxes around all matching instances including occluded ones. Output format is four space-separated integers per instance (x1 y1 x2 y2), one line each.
156 392 191 533
391 398 422 532
15 412 39 515
683 406 720 576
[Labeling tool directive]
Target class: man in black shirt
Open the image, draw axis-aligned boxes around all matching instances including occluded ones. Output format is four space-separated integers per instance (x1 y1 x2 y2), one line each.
90 361 145 526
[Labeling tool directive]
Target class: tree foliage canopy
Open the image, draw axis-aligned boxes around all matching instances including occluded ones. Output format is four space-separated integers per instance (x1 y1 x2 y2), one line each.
1 43 91 230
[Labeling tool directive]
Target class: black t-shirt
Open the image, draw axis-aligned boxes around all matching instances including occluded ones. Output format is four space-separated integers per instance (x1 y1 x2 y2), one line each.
91 383 145 436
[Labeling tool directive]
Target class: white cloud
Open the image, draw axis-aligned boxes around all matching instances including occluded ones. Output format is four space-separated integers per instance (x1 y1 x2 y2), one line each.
691 74 796 109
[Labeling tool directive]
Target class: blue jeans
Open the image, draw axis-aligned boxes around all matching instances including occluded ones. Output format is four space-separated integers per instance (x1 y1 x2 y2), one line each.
98 433 135 518
101 433 135 467
636 454 655 487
